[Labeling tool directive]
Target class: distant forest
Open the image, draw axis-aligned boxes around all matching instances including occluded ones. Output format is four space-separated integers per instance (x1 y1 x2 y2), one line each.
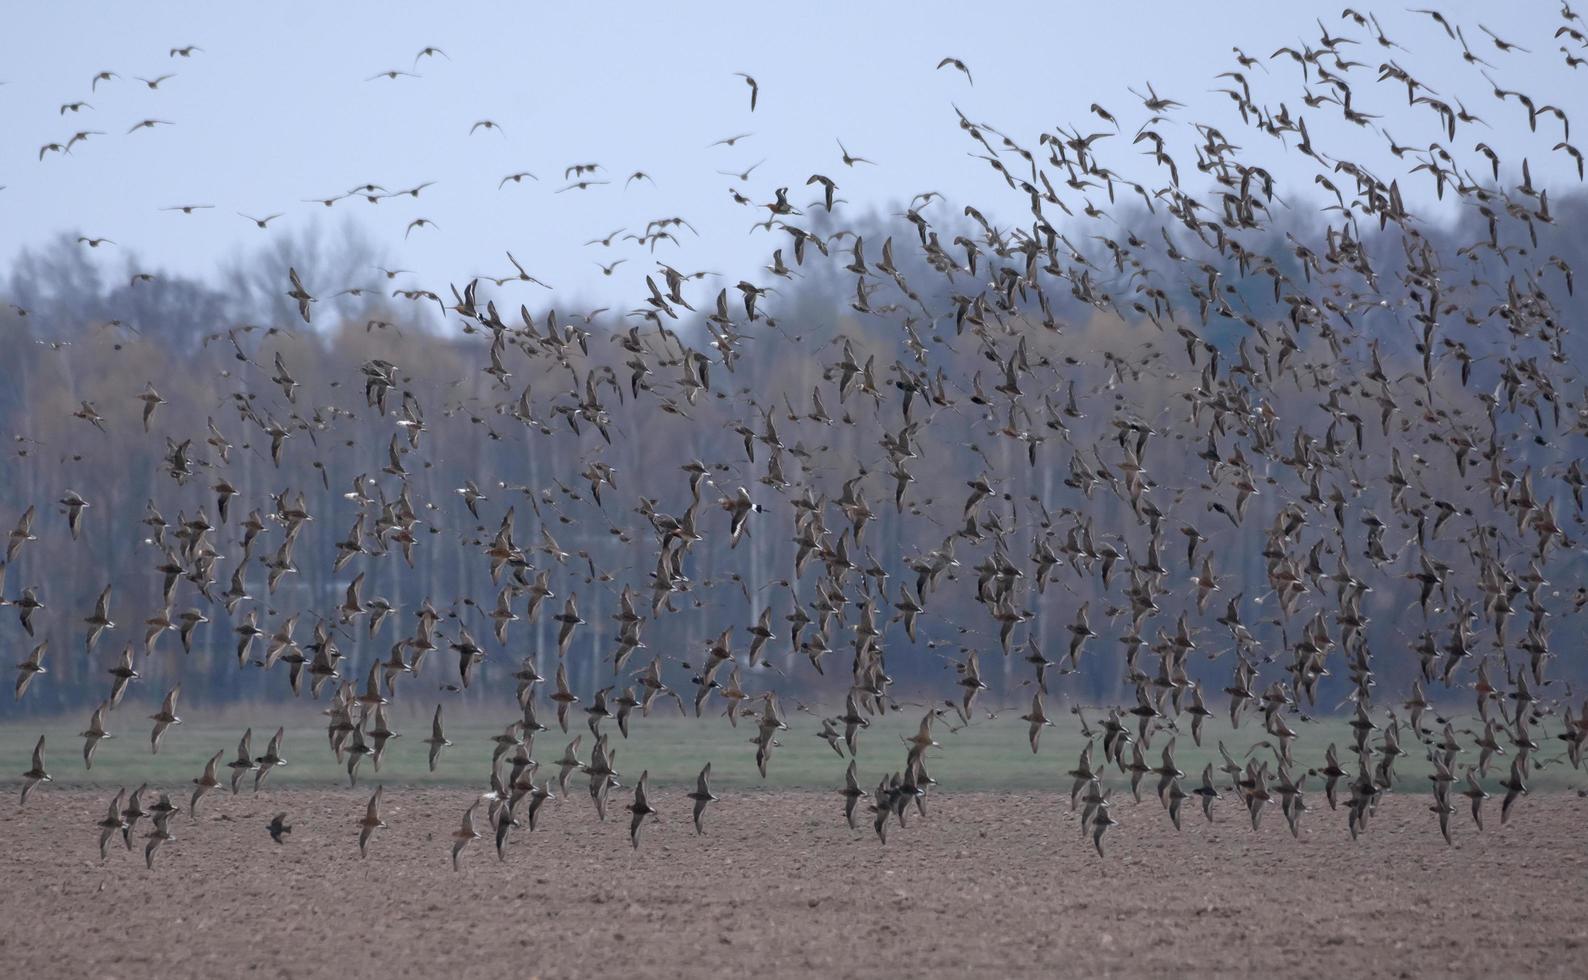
2 189 1586 716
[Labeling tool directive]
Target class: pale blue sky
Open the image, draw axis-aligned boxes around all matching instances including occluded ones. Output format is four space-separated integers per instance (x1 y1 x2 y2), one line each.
0 1 1579 308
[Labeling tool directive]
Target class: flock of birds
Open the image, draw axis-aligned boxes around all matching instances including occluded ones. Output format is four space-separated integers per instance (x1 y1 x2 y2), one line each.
6 3 1588 871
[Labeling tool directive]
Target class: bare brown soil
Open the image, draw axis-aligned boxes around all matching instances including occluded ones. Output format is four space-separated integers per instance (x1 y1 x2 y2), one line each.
1 789 1584 979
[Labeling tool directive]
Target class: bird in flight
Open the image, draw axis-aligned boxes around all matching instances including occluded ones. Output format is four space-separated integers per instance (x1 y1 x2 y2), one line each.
237 212 283 229
837 138 875 166
734 72 759 110
936 56 973 84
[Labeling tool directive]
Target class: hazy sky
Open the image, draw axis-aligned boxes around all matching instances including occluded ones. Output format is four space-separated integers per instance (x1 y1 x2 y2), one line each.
0 1 1579 308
